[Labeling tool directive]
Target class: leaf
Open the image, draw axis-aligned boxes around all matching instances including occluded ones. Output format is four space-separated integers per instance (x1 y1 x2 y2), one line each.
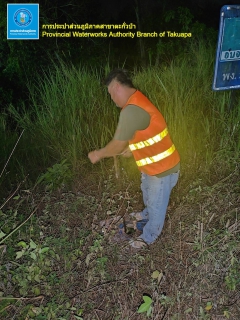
184 308 193 314
27 274 32 281
30 252 37 260
223 310 230 319
30 239 37 249
146 305 152 317
137 302 151 313
16 250 24 259
137 296 152 314
205 302 212 311
151 270 160 279
0 230 6 239
39 247 49 254
34 274 41 283
69 307 77 311
151 270 163 283
33 287 40 295
17 241 27 248
143 295 152 304
13 195 20 200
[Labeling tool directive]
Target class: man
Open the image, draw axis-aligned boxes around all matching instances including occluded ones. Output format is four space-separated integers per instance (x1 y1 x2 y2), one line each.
88 69 180 249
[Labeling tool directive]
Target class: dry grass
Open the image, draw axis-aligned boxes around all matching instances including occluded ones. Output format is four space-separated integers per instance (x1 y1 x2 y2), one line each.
1 162 239 319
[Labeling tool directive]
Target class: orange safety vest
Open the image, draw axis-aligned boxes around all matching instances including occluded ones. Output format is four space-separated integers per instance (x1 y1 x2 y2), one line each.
122 90 180 175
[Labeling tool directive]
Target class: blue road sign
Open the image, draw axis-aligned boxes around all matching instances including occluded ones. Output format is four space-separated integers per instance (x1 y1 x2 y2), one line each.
213 5 240 91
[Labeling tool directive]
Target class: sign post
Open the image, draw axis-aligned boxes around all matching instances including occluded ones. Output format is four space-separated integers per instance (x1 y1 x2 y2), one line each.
213 5 240 91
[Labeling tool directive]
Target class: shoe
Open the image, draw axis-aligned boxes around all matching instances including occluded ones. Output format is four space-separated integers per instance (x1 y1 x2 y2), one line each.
119 221 135 229
129 212 143 221
136 219 148 231
119 219 148 232
129 238 147 249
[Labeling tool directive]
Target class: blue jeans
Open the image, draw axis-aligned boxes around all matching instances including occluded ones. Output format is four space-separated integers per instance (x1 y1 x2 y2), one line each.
138 171 179 244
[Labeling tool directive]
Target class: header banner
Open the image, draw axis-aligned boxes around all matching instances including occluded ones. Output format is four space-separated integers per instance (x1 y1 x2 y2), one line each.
213 5 240 91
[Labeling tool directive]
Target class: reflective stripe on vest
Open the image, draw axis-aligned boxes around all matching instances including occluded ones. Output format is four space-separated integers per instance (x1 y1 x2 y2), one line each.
136 145 176 167
129 128 168 151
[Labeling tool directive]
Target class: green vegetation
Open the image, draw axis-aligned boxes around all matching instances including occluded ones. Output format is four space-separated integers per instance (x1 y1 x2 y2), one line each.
0 38 239 319
2 39 240 188
137 295 153 317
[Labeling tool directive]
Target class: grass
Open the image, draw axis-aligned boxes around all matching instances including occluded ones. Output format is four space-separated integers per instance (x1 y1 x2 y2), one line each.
8 63 118 167
1 62 119 190
1 39 239 191
0 38 240 319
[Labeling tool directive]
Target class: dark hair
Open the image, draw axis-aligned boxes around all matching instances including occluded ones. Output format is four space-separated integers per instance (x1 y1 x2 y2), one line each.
104 69 135 88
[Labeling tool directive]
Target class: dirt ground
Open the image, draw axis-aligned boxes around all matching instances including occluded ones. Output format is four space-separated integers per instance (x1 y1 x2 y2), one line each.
1 163 239 319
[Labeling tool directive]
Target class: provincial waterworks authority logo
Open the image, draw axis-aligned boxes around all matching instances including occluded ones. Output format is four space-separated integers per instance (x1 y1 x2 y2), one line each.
7 3 39 40
14 8 32 27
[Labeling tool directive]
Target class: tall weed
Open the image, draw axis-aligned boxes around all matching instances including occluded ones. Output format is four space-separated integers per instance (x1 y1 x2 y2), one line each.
5 39 240 185
8 62 119 173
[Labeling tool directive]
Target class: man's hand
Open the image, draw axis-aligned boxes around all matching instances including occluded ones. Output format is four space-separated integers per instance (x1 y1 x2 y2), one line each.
88 139 129 164
121 147 132 158
88 150 101 164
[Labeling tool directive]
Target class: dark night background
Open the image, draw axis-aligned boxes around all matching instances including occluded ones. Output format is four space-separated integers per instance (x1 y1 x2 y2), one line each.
1 0 240 113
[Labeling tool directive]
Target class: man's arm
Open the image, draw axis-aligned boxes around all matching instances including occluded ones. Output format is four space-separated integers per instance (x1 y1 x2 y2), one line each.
88 139 128 164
